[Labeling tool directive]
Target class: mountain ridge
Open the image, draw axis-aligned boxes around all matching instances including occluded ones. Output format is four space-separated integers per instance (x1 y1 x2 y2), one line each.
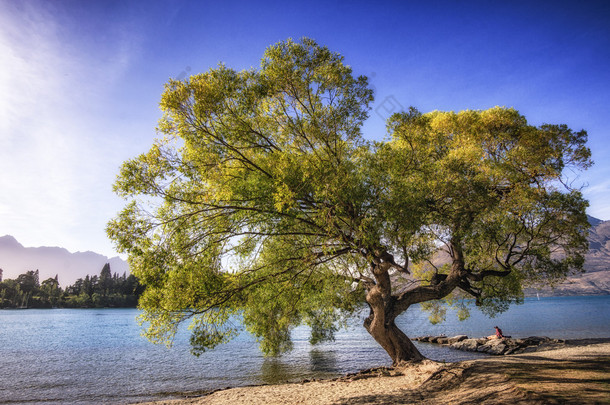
0 235 128 287
538 215 610 296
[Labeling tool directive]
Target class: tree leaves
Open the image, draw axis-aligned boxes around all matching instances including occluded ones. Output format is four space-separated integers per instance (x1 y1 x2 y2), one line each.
108 39 592 358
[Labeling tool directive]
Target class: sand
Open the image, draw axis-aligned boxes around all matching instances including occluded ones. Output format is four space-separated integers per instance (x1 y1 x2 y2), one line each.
140 341 610 405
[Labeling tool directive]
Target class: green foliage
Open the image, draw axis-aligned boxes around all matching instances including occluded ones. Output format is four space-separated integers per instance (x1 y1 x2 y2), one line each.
389 107 591 315
420 300 448 325
108 38 375 355
108 38 592 358
477 272 525 317
189 310 241 356
16 270 40 294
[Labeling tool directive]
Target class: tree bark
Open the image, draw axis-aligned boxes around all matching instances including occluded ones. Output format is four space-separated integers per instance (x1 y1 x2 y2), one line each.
363 262 424 364
364 314 424 364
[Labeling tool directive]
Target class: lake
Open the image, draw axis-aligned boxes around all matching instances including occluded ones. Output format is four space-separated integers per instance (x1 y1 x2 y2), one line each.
1 295 609 404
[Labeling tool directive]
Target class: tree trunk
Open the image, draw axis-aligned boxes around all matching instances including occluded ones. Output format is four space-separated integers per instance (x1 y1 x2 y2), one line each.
364 313 424 365
363 270 425 365
362 260 425 365
359 244 469 365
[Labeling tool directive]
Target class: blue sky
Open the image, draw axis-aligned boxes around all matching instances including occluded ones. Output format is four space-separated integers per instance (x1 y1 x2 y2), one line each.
1 0 608 257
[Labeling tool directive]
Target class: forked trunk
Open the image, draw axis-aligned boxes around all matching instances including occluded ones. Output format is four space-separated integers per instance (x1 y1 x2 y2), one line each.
364 312 424 365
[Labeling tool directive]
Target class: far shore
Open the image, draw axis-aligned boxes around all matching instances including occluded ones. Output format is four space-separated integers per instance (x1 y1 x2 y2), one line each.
140 339 610 405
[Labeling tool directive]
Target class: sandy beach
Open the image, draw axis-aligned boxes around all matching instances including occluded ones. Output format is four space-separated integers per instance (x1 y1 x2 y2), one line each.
140 340 610 405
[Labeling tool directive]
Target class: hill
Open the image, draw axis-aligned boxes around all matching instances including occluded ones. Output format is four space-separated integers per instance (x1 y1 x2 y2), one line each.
538 215 610 296
584 215 610 273
0 235 128 287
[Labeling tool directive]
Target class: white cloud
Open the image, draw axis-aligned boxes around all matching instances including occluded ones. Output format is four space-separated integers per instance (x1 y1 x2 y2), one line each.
0 2 140 255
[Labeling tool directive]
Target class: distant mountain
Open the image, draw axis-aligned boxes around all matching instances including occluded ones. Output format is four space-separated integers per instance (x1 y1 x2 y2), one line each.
0 235 128 287
585 215 610 273
587 215 604 227
541 215 610 296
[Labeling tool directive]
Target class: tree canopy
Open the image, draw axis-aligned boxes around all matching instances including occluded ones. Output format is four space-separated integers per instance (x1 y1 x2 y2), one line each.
107 38 591 364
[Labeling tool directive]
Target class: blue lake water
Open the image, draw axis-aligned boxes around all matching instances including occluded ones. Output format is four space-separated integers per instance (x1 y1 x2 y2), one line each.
1 295 609 404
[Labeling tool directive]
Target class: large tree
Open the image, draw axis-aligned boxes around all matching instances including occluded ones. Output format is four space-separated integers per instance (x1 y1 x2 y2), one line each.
107 38 591 364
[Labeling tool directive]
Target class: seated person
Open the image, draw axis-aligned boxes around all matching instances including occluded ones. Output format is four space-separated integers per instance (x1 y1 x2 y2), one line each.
487 326 504 339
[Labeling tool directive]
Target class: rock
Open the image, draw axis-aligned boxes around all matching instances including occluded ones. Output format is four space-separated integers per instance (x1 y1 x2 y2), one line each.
477 338 505 354
420 333 567 356
487 343 507 355
477 344 491 353
448 335 468 344
450 341 464 350
502 339 521 353
487 338 505 346
451 338 480 352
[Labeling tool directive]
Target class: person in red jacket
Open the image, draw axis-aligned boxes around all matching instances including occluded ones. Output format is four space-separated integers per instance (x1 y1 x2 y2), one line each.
487 326 504 339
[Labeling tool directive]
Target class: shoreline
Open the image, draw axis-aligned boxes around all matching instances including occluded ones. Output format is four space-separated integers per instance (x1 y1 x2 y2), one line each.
139 339 610 405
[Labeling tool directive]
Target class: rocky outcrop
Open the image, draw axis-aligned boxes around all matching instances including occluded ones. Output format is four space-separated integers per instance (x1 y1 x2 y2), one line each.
413 335 566 355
